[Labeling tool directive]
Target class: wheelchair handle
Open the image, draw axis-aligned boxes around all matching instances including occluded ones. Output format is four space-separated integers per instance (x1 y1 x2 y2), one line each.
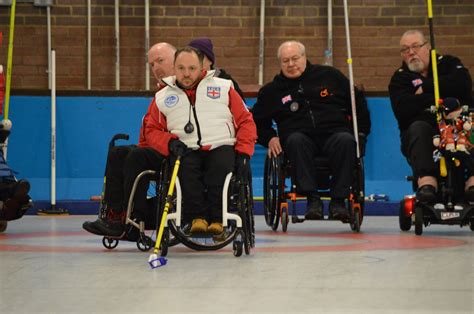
109 133 130 148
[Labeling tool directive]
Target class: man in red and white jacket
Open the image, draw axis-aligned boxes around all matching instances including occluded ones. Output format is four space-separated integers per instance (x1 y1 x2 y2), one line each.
146 46 256 234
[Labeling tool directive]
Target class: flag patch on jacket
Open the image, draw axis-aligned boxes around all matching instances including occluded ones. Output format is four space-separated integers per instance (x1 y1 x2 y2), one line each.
281 94 292 104
207 86 221 99
411 78 423 87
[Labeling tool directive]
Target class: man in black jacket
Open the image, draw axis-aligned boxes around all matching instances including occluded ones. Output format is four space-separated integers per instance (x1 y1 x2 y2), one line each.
252 40 371 221
389 30 473 203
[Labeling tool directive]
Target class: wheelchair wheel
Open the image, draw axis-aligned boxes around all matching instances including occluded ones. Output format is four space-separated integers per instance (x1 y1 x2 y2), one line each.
281 204 289 233
240 174 255 255
137 234 154 252
350 204 361 232
233 231 243 257
0 220 7 233
414 206 423 236
264 155 282 231
159 228 169 256
470 218 474 231
102 237 119 249
155 160 180 247
353 159 365 227
399 200 412 231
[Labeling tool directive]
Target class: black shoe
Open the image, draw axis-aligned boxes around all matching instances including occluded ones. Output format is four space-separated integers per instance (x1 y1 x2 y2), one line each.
305 193 323 220
416 185 436 203
12 179 30 203
94 217 125 237
465 186 474 203
329 198 349 221
82 219 106 236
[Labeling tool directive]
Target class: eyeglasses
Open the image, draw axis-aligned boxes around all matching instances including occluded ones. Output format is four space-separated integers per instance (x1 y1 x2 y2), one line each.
400 42 427 55
281 54 304 65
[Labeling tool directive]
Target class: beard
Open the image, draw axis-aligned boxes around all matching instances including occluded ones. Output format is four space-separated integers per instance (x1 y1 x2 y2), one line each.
407 58 425 73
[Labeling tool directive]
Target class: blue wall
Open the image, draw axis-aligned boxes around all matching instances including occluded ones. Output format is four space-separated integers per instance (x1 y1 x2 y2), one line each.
5 95 412 202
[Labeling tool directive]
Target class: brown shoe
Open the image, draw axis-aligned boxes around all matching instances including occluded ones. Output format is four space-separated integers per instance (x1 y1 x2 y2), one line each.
208 222 223 234
190 218 208 233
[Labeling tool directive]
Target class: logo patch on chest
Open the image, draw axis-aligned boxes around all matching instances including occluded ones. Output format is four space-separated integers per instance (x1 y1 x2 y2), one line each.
207 86 221 99
164 95 179 107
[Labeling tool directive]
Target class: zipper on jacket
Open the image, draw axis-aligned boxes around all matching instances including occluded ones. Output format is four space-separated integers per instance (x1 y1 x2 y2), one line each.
191 105 203 147
225 123 232 137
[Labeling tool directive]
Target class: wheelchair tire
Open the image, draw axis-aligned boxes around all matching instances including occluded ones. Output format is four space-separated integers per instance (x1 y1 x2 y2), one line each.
239 170 255 255
232 231 245 257
137 235 154 252
264 155 281 231
0 220 7 233
159 229 169 256
398 208 412 231
233 239 243 257
350 207 361 232
414 206 423 236
102 237 119 249
470 218 474 231
281 205 289 233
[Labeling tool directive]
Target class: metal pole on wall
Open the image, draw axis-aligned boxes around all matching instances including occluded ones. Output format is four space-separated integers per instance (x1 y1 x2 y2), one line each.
343 0 360 158
258 0 265 85
115 0 120 90
324 0 333 66
145 0 150 90
47 5 51 89
87 0 91 90
50 49 56 210
37 50 68 216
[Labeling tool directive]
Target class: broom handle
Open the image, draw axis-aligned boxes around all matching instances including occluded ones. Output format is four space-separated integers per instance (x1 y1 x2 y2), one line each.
4 0 16 121
152 156 181 255
427 0 441 122
343 0 360 159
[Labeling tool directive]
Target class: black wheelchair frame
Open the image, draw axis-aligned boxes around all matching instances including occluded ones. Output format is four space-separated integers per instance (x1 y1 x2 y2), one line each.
263 152 365 233
399 152 474 235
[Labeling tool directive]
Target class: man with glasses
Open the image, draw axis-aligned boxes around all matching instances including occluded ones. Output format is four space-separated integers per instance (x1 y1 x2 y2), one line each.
389 30 473 203
252 40 371 221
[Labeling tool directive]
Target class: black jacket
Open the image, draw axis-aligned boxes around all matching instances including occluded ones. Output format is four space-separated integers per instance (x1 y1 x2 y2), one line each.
252 62 371 147
389 54 473 133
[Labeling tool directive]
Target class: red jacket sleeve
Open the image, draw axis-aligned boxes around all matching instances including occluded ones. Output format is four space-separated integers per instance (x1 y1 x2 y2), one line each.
228 87 257 156
137 99 155 147
144 96 178 156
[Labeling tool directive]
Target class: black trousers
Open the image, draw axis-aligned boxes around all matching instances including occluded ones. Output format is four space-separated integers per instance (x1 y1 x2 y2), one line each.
103 145 135 211
103 146 164 219
401 121 438 179
176 145 235 223
283 131 356 199
122 147 164 219
401 120 474 180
